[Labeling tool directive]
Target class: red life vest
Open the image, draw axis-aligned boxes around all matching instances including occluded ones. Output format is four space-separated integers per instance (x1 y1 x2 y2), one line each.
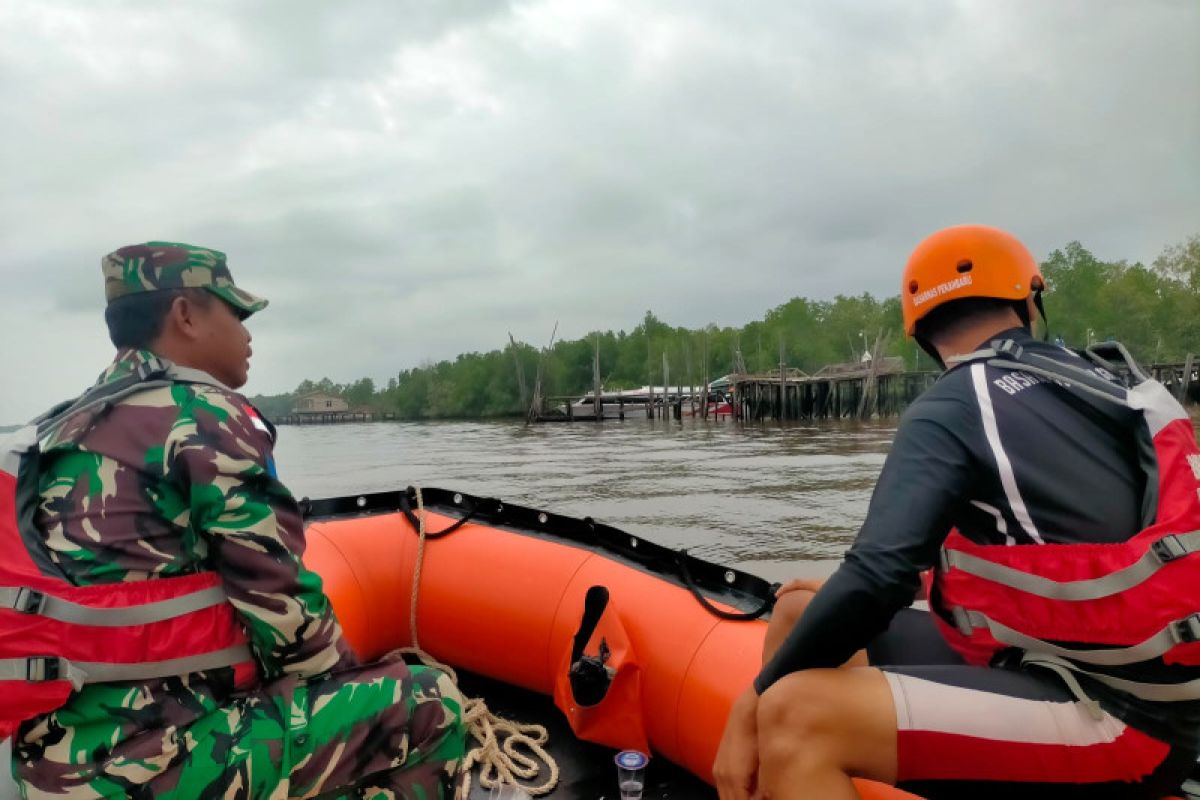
931 340 1200 702
0 361 258 741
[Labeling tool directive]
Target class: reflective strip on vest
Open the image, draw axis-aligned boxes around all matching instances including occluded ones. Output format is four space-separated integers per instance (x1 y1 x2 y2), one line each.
1024 653 1200 703
950 606 1200 666
1 425 37 475
1 584 230 627
941 531 1200 601
1128 379 1192 437
0 644 253 689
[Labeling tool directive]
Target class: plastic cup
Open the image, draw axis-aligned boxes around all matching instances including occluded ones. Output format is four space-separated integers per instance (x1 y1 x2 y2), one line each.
614 750 649 800
486 784 532 800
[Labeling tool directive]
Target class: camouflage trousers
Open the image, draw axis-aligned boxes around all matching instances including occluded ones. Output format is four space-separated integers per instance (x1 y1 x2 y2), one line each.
13 656 466 800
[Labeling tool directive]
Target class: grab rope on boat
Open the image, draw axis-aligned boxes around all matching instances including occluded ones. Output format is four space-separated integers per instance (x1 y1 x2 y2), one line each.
675 549 779 621
399 485 496 539
403 486 560 799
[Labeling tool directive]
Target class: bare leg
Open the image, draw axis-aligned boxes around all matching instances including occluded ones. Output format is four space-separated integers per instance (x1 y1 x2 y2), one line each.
756 668 898 800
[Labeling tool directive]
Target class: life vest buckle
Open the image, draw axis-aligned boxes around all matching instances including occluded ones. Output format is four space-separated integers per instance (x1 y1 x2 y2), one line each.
1152 535 1190 563
25 656 60 682
994 339 1023 359
134 357 168 382
13 587 46 615
1170 614 1200 645
950 606 975 636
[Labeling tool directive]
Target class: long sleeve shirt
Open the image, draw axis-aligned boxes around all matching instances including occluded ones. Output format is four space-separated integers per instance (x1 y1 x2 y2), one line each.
35 348 353 687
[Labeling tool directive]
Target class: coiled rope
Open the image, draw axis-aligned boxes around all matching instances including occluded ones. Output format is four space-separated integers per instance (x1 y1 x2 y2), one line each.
401 487 560 799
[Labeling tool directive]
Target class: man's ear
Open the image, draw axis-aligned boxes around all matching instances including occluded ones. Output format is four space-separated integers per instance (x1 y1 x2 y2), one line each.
163 294 201 342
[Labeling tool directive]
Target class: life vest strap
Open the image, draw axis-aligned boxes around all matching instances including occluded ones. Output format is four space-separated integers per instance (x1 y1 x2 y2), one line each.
988 357 1129 405
950 606 1200 667
1020 654 1106 720
943 338 1144 409
1024 652 1200 703
941 530 1200 600
20 359 229 446
0 644 253 690
1 583 230 627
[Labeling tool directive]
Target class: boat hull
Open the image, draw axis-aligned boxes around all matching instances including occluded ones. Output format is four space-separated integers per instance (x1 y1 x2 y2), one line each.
300 488 920 799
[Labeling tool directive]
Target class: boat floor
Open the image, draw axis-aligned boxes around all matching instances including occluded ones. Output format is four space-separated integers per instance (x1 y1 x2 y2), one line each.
459 671 715 800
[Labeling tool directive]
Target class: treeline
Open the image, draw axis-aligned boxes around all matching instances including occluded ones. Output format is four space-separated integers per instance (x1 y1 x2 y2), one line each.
250 235 1200 421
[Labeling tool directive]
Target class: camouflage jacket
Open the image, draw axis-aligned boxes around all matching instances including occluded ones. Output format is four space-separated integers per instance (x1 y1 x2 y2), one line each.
31 348 353 702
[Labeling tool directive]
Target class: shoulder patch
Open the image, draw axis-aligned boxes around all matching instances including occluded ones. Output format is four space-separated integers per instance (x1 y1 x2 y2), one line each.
243 404 271 434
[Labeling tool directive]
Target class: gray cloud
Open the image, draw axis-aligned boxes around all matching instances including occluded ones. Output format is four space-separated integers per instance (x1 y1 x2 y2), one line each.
1 0 1197 423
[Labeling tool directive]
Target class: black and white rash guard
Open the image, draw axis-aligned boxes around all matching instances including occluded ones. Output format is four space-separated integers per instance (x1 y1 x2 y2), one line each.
755 327 1200 749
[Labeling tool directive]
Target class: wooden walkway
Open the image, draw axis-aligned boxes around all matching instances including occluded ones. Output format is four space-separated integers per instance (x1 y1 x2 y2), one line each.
732 357 1200 422
733 370 939 421
1151 358 1199 404
276 411 396 425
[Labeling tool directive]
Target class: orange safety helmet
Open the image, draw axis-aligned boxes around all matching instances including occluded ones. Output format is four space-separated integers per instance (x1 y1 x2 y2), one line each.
901 225 1044 336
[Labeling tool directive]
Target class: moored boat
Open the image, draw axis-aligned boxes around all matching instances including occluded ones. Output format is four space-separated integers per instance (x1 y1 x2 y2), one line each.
561 387 734 420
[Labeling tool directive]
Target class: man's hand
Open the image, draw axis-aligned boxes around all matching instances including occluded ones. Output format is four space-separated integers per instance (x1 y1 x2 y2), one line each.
713 686 761 800
774 577 825 598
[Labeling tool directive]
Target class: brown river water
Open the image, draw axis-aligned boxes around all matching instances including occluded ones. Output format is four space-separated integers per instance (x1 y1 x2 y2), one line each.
274 417 898 584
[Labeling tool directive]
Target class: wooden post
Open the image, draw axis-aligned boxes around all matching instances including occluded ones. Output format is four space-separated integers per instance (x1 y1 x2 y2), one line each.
593 335 603 422
857 330 886 419
1179 353 1196 404
778 336 786 421
509 332 528 412
663 352 670 421
684 338 695 416
527 322 558 424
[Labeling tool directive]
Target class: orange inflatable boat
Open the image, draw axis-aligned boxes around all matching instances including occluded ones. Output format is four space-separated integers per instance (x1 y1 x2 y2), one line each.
301 487 1187 800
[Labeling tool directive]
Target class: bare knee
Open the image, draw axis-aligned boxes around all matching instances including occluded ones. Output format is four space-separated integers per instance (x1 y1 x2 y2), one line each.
757 670 898 786
758 672 840 750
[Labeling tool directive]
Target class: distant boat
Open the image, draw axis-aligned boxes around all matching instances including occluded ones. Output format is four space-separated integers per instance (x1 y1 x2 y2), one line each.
562 387 733 419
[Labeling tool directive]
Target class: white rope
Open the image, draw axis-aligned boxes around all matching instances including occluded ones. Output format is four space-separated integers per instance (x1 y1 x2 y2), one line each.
410 486 427 651
402 487 560 799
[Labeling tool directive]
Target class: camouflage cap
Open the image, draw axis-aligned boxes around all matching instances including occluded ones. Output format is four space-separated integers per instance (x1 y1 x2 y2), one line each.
102 241 269 317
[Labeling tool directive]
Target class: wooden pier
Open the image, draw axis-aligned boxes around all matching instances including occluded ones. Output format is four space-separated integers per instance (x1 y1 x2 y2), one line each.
276 410 394 425
732 369 938 421
532 368 937 423
531 355 1198 425
535 395 702 423
1151 358 1199 405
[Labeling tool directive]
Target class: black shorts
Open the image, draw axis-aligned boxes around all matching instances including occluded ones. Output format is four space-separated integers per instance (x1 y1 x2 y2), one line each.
868 608 1196 800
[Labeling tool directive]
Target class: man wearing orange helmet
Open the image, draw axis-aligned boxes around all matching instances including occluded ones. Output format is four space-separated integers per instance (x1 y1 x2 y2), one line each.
714 225 1200 799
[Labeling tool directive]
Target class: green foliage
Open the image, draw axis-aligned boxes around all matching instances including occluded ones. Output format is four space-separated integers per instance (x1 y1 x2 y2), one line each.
264 235 1197 420
1043 235 1200 363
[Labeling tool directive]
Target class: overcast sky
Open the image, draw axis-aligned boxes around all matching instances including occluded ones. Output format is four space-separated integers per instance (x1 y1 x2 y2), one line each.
1 0 1197 423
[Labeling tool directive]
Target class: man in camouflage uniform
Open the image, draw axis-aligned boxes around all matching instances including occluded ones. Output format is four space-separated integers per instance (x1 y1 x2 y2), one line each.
12 242 466 799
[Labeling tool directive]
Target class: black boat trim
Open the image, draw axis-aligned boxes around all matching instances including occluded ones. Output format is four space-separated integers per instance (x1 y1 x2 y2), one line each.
301 486 779 619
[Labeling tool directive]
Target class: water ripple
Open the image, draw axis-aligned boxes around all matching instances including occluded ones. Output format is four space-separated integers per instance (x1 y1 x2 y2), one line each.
275 418 896 576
